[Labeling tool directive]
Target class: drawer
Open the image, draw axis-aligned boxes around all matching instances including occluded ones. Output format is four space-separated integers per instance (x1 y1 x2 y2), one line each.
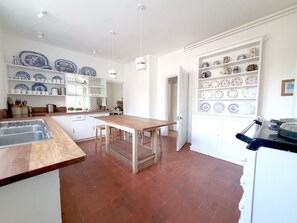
70 115 86 121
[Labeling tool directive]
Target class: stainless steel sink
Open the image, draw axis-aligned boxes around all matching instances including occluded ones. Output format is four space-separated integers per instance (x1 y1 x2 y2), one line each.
0 119 53 148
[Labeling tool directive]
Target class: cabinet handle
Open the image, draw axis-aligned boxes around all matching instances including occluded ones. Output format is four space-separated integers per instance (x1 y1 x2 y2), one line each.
73 129 75 134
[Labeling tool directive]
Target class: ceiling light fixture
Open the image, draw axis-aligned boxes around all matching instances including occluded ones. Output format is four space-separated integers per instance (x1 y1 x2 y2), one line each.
109 31 117 79
135 3 146 71
37 10 47 18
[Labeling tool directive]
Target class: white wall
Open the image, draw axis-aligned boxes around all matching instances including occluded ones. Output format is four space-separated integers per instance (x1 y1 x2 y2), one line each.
157 11 297 141
2 33 125 107
123 56 150 117
148 55 159 119
0 28 7 109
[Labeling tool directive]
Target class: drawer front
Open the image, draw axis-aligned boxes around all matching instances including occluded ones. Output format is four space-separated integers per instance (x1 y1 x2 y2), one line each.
70 115 86 121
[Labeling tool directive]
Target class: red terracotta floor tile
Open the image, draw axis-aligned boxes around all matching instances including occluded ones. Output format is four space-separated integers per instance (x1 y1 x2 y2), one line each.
60 137 242 223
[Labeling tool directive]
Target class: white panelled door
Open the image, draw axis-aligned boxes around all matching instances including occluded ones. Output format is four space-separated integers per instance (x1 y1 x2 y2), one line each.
176 66 189 151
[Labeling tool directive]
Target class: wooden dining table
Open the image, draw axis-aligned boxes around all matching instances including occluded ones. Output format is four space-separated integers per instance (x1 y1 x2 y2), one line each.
95 115 176 174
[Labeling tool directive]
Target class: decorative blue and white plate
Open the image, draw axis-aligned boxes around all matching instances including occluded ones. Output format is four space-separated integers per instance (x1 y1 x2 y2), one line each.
228 103 239 113
52 76 62 81
19 51 49 68
32 83 47 91
80 66 96 76
15 84 30 91
200 103 211 112
213 102 225 113
33 73 46 81
55 59 77 73
15 71 30 80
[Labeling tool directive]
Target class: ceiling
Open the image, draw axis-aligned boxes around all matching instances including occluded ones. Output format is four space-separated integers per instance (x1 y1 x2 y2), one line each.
0 0 297 63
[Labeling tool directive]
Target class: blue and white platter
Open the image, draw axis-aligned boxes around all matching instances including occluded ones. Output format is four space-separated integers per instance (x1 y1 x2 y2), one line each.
19 51 49 68
32 83 47 91
80 66 96 77
33 73 46 81
15 84 30 91
52 76 62 81
15 71 30 80
55 59 77 73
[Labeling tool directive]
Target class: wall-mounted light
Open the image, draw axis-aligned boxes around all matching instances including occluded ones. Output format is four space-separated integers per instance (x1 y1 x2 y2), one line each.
37 10 47 18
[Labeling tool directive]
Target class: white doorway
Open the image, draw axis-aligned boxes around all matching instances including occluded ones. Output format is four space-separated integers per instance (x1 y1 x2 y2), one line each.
166 66 189 151
106 81 123 113
167 77 178 138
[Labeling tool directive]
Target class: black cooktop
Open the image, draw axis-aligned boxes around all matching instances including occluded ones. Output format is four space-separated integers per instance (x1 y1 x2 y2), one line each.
237 120 297 153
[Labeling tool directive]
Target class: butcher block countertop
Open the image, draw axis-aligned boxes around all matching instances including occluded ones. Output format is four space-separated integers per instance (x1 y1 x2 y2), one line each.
0 116 86 186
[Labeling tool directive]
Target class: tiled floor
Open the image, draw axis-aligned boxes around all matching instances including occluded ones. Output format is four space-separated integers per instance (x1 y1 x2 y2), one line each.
60 136 243 223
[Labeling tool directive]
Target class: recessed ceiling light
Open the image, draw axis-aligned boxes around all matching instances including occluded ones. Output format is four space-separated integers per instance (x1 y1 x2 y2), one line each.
37 10 47 18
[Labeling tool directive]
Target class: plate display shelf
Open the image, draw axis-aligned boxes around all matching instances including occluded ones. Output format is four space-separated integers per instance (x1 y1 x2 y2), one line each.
197 38 262 117
6 63 66 97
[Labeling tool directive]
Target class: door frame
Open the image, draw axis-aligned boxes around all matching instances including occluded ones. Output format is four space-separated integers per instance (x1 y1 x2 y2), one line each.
164 74 179 136
106 80 124 112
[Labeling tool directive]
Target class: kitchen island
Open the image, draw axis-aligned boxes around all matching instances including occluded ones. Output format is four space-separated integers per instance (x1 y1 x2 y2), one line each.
0 116 86 223
95 115 175 174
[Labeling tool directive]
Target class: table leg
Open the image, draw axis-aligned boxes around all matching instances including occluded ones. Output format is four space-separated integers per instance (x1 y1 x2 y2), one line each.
124 131 128 140
132 129 138 174
105 124 110 153
152 129 158 163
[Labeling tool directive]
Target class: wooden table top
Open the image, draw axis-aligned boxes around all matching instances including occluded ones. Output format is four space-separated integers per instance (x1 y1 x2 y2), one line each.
95 115 176 131
0 116 86 186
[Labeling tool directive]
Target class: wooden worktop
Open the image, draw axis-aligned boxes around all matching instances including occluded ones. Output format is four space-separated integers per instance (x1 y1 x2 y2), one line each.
0 116 86 186
95 115 176 131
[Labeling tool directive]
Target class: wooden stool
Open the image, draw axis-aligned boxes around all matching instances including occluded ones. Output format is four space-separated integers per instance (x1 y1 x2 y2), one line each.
141 128 162 153
95 125 115 146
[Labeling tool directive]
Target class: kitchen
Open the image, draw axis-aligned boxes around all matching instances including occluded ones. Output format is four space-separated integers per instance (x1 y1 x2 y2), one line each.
1 0 297 223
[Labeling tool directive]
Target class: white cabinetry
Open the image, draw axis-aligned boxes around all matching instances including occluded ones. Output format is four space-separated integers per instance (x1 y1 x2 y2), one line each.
51 112 109 141
191 115 253 164
191 38 262 165
70 115 90 140
191 115 219 156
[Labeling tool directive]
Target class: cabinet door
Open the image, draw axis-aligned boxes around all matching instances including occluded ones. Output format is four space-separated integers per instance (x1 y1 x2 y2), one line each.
71 115 91 140
218 117 253 164
51 115 72 138
191 115 219 156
